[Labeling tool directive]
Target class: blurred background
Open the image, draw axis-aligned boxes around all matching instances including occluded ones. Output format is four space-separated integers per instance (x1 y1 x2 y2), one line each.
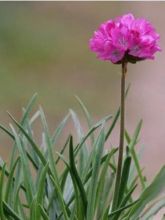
0 2 164 183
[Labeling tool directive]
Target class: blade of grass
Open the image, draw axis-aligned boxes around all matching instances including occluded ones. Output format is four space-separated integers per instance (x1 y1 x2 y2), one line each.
75 95 94 144
69 136 88 216
20 93 38 126
86 127 105 220
10 93 38 169
49 176 69 220
39 204 49 220
31 163 49 220
74 114 112 156
70 109 88 175
51 113 70 145
36 163 49 204
55 136 70 164
39 107 59 179
140 197 165 220
84 148 117 184
96 150 115 219
128 165 165 219
117 155 132 206
10 125 34 205
128 120 145 190
5 157 20 202
112 184 137 220
60 156 82 220
108 199 139 218
3 201 22 220
8 112 47 167
0 165 6 220
0 123 39 171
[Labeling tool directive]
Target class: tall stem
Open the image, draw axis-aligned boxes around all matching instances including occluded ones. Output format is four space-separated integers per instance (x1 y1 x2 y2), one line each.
112 60 127 210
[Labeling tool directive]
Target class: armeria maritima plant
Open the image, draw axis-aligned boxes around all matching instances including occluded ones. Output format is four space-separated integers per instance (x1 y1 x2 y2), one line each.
0 13 165 220
90 13 164 218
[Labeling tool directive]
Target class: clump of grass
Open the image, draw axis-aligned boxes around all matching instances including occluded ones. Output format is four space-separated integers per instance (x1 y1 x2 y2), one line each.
0 93 165 220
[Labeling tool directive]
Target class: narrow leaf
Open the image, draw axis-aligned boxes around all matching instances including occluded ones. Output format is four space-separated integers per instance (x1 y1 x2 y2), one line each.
128 166 165 219
69 136 88 215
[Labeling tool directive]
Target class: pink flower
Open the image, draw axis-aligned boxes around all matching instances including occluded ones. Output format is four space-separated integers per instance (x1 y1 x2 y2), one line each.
89 13 161 64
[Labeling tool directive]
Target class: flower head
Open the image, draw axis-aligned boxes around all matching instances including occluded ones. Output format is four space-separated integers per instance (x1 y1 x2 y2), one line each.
89 13 160 64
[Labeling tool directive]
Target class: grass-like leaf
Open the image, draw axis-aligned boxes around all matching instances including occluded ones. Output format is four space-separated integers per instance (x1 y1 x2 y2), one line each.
3 201 22 220
86 127 105 220
75 95 94 144
128 165 165 219
10 124 34 205
108 199 139 218
69 136 88 217
70 109 89 175
96 149 116 219
5 157 20 203
117 155 132 206
51 113 70 145
128 120 145 190
0 164 6 220
140 196 165 220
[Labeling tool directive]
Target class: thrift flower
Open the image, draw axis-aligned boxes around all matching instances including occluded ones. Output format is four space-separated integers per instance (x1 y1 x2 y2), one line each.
89 13 160 63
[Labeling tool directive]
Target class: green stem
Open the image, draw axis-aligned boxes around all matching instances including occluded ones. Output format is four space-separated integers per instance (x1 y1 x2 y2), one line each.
112 60 127 210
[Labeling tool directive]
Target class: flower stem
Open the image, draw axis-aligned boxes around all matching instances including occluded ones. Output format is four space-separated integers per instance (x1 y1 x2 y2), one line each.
112 60 127 210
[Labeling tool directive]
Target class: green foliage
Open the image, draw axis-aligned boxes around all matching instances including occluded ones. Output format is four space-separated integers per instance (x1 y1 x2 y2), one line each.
0 95 164 220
